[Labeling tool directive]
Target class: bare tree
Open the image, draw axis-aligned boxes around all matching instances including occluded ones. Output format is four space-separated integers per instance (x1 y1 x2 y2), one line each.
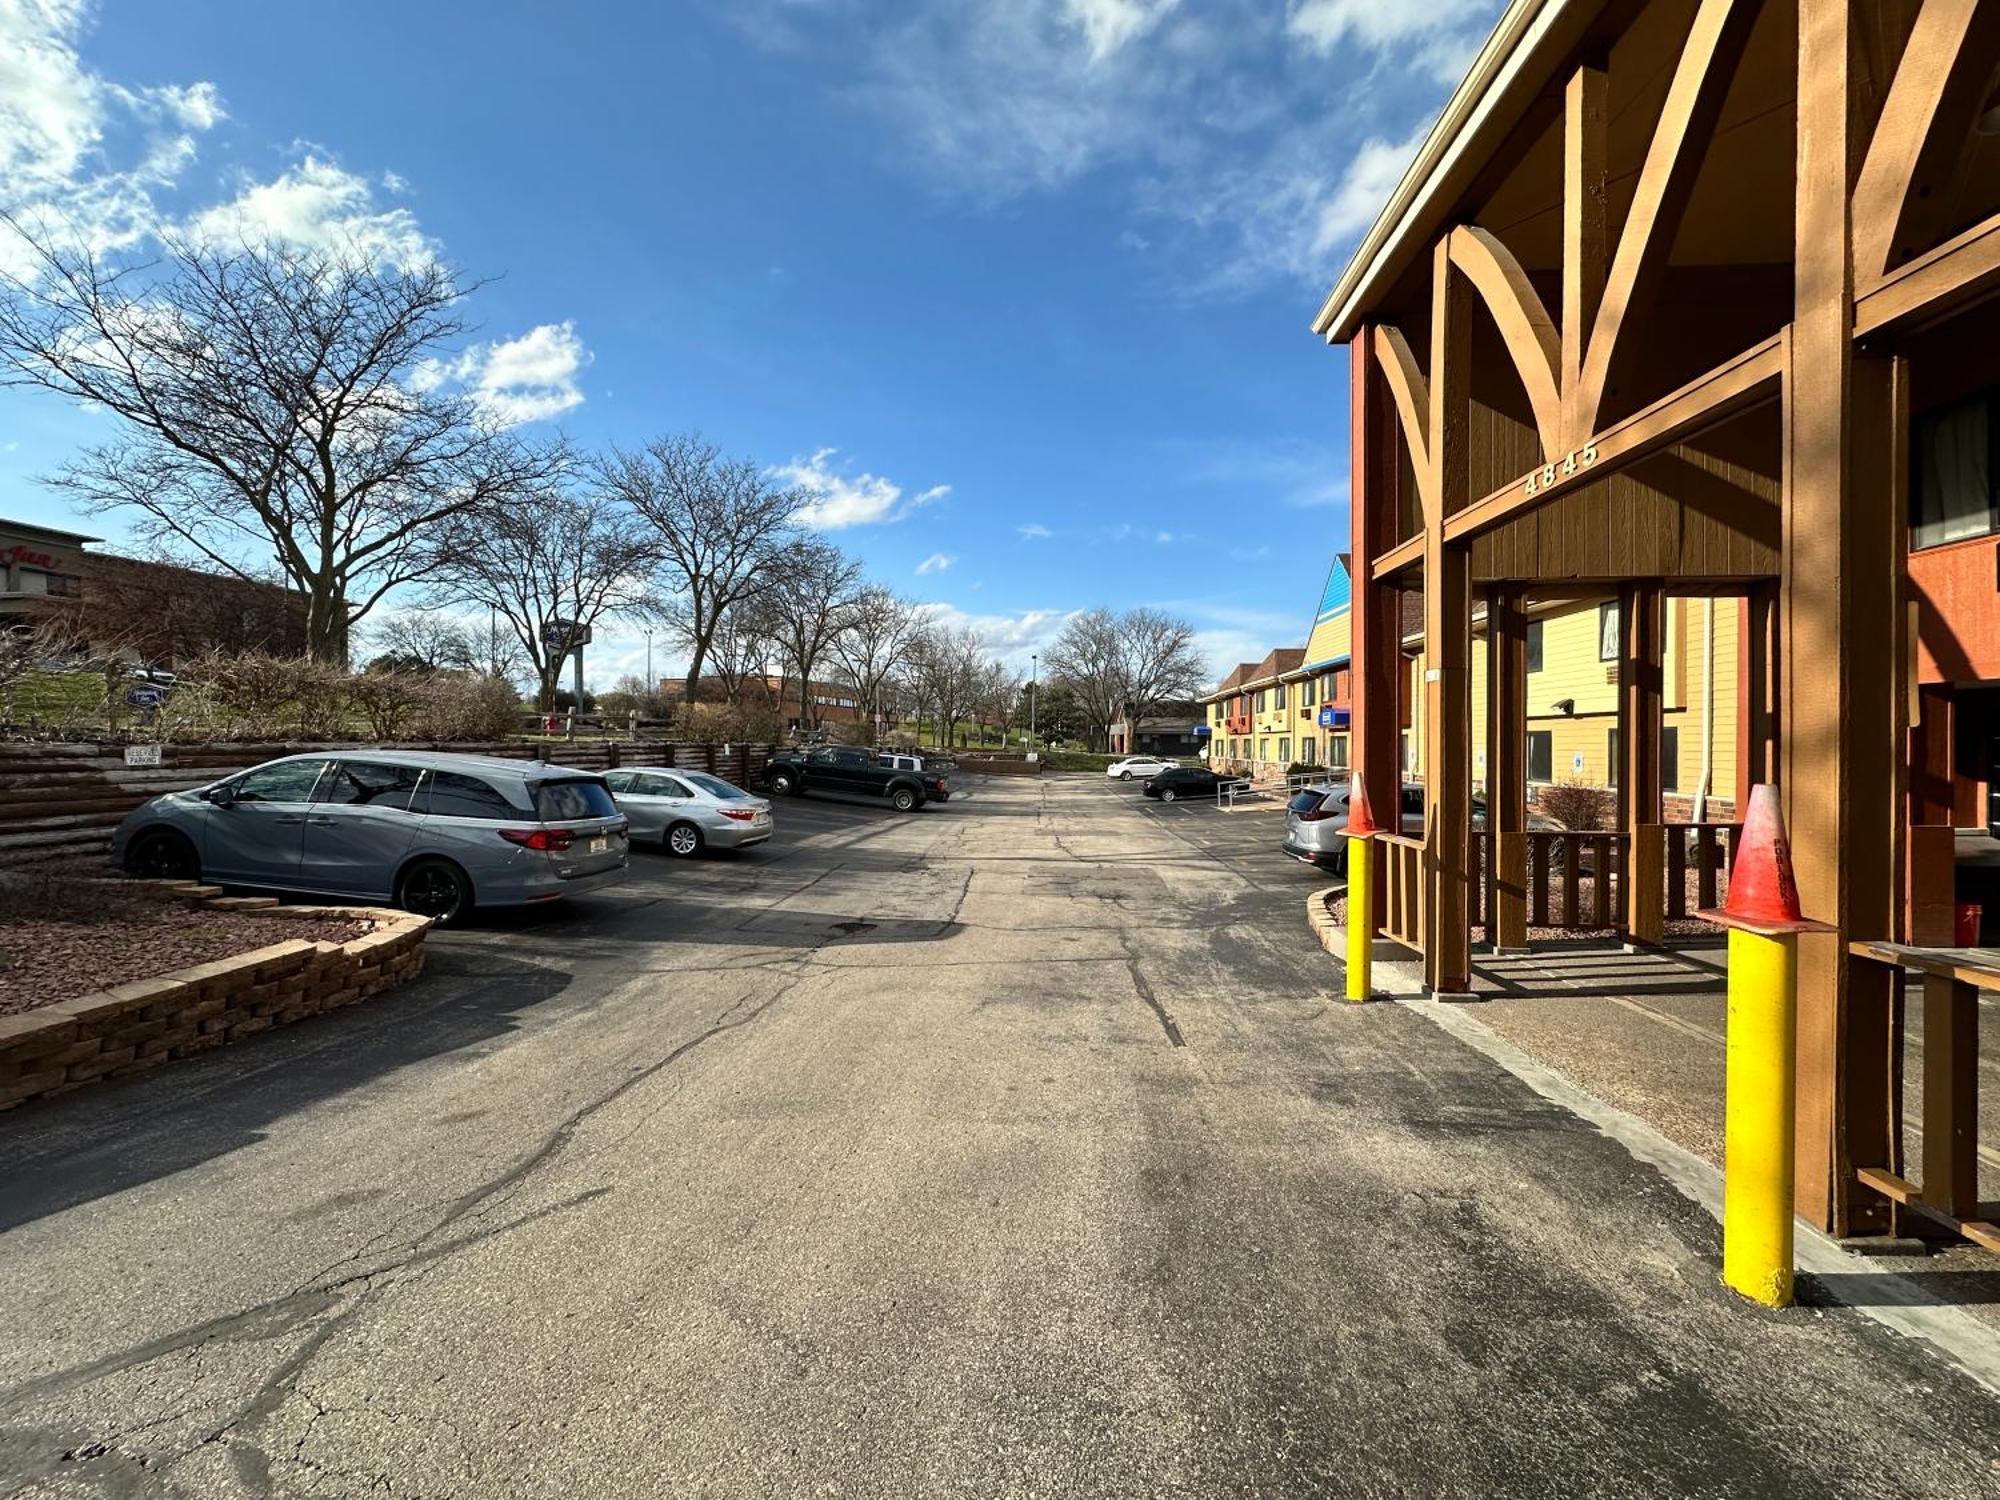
366 610 479 673
598 433 807 705
425 482 652 711
706 602 776 706
1043 608 1124 750
0 225 561 661
762 538 863 731
1044 606 1204 750
910 622 985 749
976 661 1022 747
832 584 922 744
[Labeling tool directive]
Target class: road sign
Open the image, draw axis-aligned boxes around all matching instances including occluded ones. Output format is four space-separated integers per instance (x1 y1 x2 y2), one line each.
124 744 162 767
541 617 592 652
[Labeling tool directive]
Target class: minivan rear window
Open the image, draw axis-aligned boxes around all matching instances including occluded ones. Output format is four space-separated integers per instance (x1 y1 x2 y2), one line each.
1287 790 1325 814
534 778 619 822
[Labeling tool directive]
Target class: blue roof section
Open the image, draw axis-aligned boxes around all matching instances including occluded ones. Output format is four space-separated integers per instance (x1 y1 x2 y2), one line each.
1315 556 1351 621
1301 556 1352 671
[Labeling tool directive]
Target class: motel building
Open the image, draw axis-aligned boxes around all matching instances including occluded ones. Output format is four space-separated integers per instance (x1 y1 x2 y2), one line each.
1319 0 2000 1245
1202 559 1356 777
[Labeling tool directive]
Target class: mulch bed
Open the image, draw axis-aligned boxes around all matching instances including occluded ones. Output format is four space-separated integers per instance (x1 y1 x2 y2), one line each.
0 898 371 1018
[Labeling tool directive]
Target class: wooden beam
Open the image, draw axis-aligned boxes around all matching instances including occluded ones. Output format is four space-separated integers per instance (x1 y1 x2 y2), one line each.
1737 582 1779 807
1851 0 2000 286
1352 330 1404 927
1853 211 2000 338
1618 582 1666 835
1487 587 1529 949
1447 225 1565 456
1573 0 1760 439
1922 971 1980 1219
1424 239 1474 994
1562 60 1608 448
1443 333 1784 546
1370 533 1425 580
1786 0 1904 1235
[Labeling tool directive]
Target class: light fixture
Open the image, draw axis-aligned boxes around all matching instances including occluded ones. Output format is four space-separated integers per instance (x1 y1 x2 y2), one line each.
1552 697 1576 716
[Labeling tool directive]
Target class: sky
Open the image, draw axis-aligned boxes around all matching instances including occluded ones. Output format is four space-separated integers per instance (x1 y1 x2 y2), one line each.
0 0 1504 689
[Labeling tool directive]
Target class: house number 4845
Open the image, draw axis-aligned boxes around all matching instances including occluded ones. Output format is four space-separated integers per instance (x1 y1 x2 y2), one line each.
1523 442 1599 497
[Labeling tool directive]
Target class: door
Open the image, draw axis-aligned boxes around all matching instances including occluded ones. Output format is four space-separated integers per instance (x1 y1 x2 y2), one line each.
611 772 688 843
201 759 330 887
303 761 428 898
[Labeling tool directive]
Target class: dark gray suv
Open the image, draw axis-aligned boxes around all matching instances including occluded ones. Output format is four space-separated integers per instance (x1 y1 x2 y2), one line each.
112 751 629 925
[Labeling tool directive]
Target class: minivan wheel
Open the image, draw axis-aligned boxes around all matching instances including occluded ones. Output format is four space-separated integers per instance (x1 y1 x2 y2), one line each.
666 821 704 857
126 827 198 881
1160 787 1178 803
771 771 797 796
890 786 919 813
397 857 472 926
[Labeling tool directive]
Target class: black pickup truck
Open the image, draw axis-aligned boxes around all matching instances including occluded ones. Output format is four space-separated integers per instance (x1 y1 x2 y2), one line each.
767 745 945 812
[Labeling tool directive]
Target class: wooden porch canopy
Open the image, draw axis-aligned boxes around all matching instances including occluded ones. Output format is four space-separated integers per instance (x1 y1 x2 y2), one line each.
1321 0 2000 1237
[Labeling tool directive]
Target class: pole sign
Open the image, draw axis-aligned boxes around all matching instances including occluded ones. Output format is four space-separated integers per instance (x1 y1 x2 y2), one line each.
540 617 592 654
125 685 167 710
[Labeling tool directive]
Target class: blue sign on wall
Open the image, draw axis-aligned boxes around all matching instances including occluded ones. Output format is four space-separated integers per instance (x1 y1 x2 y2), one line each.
1317 707 1350 729
1192 723 1211 737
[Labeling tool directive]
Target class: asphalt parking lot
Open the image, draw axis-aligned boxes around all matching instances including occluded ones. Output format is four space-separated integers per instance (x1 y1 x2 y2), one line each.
1 773 1995 1497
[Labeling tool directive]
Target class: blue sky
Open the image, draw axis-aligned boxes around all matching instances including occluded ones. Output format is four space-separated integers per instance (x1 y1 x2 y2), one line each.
0 0 1502 686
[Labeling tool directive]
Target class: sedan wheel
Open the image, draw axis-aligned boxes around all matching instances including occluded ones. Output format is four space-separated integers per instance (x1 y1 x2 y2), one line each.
667 822 704 857
1120 770 1132 780
1161 787 1178 803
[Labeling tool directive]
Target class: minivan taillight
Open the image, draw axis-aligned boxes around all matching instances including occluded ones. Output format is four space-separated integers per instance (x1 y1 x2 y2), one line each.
500 828 573 852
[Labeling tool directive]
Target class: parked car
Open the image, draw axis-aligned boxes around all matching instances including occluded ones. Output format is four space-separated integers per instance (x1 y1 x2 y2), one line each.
111 751 629 925
767 745 944 811
1141 766 1225 802
604 767 772 855
1283 781 1558 874
877 752 950 800
1107 755 1178 781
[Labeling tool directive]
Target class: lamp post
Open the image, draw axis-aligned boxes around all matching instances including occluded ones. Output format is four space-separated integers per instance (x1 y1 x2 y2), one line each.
1030 654 1038 744
644 629 653 699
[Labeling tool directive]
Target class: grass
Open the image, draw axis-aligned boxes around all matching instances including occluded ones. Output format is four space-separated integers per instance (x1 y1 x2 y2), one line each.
2 669 109 724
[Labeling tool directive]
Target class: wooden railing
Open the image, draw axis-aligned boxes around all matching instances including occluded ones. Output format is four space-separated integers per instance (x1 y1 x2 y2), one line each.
1473 829 1627 937
1378 834 1425 953
1664 821 1742 919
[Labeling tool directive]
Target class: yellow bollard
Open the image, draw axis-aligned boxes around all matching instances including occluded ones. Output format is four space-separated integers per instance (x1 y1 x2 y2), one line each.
1721 926 1796 1306
1345 833 1372 1003
1341 772 1383 1004
1699 783 1826 1310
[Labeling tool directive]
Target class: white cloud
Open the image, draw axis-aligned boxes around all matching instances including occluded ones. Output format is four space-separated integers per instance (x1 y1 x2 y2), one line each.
184 154 436 270
416 321 591 426
1017 523 1053 540
912 600 1080 672
1286 0 1496 77
775 449 951 529
1309 121 1433 259
915 553 955 575
0 0 225 269
1063 0 1178 63
1155 530 1174 544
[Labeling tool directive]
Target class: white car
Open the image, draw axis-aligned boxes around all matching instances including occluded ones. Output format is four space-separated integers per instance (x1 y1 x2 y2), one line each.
603 767 773 856
1107 755 1180 781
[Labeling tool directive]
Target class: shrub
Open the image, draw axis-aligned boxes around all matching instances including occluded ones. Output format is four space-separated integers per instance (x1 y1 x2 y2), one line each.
1536 779 1614 830
412 672 521 741
346 671 425 740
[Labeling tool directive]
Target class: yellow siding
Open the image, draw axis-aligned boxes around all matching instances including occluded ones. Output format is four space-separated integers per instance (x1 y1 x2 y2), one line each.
1301 608 1350 674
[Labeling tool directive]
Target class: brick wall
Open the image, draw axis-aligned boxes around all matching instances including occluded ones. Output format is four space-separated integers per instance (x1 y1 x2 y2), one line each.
0 907 428 1110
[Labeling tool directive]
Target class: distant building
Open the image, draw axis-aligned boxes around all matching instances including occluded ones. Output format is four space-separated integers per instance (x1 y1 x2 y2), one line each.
2 517 310 665
1108 700 1204 757
660 673 867 732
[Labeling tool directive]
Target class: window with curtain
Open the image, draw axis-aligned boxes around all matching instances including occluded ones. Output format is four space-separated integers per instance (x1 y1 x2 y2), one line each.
1912 391 1995 550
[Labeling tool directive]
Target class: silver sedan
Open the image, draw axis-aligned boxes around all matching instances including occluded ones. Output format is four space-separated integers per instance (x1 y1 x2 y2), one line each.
604 767 773 856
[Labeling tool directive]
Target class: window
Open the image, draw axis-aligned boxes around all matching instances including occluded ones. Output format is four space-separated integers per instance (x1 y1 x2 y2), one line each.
1662 726 1680 793
229 759 328 803
1300 676 1315 708
603 771 634 793
1527 731 1553 783
43 573 82 599
321 761 426 811
1526 621 1544 673
683 771 749 800
534 779 619 821
1288 789 1325 814
1607 728 1619 786
1599 602 1620 662
428 770 517 820
808 747 840 764
1913 391 1996 550
1275 683 1287 709
1328 735 1349 769
1300 736 1316 766
1278 738 1291 764
1401 731 1414 773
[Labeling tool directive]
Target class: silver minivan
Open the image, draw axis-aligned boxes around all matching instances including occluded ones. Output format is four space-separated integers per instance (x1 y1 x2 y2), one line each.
111 751 629 925
1285 782 1548 874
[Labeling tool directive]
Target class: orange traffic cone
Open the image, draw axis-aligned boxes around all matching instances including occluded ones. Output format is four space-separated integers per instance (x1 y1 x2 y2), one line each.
1698 784 1829 936
1345 770 1380 838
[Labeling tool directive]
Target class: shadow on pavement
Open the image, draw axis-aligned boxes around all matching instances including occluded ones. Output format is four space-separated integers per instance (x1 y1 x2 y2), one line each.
1800 1270 2000 1306
0 946 571 1234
